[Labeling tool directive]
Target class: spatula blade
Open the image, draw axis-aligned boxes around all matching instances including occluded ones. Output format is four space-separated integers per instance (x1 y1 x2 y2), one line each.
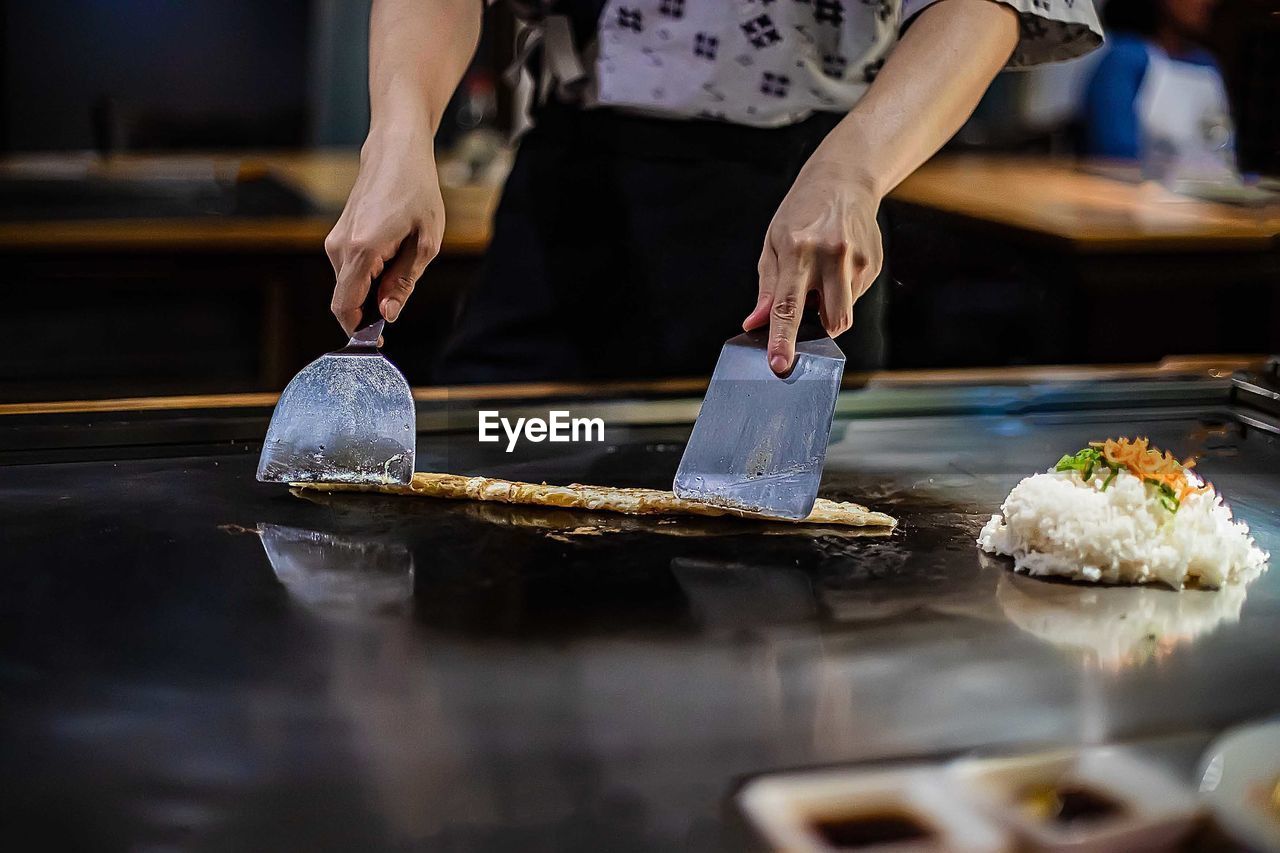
673 325 844 519
257 351 415 485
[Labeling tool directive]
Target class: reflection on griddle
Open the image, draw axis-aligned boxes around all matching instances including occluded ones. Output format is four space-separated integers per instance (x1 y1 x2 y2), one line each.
817 509 994 625
670 558 815 633
284 486 908 639
258 524 414 619
256 522 503 844
994 565 1253 671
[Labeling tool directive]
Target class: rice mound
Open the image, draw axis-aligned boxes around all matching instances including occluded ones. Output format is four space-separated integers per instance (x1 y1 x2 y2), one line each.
978 468 1267 589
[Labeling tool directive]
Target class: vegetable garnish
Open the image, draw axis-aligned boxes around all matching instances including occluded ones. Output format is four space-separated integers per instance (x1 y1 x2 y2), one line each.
1055 437 1208 513
1055 447 1122 491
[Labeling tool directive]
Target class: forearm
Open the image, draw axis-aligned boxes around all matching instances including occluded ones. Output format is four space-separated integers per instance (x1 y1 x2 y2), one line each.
818 0 1020 197
367 0 483 140
326 0 479 333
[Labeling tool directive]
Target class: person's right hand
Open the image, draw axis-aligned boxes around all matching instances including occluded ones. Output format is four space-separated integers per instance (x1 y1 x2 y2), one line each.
324 127 445 338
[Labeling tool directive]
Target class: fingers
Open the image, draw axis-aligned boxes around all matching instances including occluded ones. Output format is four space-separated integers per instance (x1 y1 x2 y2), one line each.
330 240 384 338
758 231 878 374
744 248 778 331
377 232 439 323
767 236 815 375
855 246 883 301
327 228 437 337
323 222 344 277
818 247 854 338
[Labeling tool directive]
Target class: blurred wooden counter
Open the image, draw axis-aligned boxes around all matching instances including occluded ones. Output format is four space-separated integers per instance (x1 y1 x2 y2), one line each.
885 157 1280 370
2 150 1276 400
891 156 1280 252
4 152 1274 255
0 150 498 402
0 150 496 255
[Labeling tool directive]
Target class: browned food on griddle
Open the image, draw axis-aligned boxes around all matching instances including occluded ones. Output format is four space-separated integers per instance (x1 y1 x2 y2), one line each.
295 472 897 529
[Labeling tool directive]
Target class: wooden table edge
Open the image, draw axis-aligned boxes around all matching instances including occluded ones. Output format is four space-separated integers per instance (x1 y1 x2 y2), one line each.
885 197 1280 255
0 356 1263 418
0 217 489 256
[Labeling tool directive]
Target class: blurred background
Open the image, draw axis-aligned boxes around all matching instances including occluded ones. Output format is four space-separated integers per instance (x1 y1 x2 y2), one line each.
0 0 1276 402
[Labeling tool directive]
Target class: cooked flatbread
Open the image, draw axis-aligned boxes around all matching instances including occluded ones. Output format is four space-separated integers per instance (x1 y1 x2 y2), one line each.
296 472 897 529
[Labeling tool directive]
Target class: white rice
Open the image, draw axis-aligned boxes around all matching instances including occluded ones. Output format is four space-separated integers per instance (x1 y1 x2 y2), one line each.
978 467 1268 589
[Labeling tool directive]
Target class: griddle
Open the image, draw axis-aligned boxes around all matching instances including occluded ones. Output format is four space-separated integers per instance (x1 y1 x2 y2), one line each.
3 370 1280 851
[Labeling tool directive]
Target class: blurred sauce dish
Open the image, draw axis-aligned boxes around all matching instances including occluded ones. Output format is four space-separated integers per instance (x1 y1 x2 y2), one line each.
949 748 1200 852
738 766 1010 852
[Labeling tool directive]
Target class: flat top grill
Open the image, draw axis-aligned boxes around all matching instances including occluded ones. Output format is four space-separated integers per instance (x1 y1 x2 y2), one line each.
3 372 1279 850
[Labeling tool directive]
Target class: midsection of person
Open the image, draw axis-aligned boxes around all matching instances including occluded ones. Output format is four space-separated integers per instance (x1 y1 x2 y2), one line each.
325 0 1101 384
436 104 860 383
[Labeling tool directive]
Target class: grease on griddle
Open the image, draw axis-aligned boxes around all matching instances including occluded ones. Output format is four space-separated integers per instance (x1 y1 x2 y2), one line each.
810 810 934 849
1020 782 1124 826
216 523 259 536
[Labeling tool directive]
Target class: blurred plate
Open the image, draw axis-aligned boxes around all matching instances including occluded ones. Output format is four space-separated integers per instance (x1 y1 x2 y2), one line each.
1198 719 1280 851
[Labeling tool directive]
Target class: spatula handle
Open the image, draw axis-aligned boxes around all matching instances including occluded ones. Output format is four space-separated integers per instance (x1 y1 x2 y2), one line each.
349 273 386 348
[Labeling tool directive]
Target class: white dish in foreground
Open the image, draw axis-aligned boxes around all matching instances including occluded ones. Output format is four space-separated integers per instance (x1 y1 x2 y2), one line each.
738 765 1010 852
1198 719 1280 852
949 747 1200 852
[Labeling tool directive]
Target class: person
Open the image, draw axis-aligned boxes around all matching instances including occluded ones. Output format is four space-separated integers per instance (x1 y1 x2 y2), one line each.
326 0 1101 384
1082 0 1227 160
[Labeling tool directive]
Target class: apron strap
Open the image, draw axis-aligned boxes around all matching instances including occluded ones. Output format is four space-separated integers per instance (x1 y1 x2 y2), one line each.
504 13 589 105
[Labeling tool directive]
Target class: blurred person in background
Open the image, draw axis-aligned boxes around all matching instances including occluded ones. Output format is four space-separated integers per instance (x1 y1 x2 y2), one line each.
327 0 1101 384
1082 0 1230 162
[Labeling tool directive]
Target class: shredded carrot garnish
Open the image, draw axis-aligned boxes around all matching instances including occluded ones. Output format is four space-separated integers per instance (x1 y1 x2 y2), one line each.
1082 437 1207 504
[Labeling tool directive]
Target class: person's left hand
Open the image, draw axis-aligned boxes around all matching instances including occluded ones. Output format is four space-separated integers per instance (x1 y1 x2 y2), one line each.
743 157 883 375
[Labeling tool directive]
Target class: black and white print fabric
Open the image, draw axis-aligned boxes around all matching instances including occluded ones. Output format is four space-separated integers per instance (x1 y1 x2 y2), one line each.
902 0 1102 66
596 0 894 126
514 0 1102 128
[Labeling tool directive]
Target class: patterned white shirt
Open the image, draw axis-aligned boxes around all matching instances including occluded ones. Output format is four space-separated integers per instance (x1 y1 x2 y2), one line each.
504 0 1103 128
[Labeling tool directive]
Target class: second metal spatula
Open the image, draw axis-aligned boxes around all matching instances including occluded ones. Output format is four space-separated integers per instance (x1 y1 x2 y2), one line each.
257 280 416 485
674 315 845 519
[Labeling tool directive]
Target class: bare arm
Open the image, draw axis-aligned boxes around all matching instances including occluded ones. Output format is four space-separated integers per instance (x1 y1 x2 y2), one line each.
745 0 1020 373
326 0 483 337
827 0 1021 199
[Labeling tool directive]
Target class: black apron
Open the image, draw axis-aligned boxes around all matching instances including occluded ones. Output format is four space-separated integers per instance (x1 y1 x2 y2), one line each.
434 11 887 384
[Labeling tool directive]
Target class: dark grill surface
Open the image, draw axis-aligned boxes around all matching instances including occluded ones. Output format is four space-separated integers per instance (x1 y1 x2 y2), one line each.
3 383 1279 850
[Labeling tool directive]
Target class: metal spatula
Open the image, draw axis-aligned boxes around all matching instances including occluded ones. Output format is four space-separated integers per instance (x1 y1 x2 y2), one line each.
674 314 845 519
257 281 415 485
